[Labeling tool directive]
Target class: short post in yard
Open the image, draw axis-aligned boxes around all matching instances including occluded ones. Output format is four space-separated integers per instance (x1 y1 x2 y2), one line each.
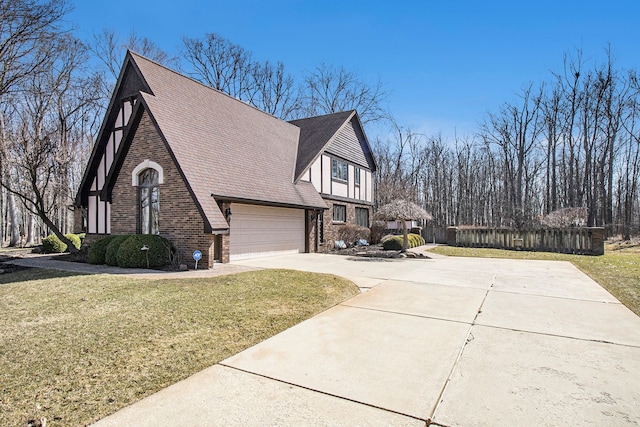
193 250 202 269
141 245 150 268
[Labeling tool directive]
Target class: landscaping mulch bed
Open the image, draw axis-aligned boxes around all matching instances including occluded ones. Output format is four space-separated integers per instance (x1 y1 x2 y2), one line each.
330 243 429 259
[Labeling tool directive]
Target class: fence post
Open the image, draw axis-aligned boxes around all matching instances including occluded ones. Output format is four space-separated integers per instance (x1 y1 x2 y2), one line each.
447 227 458 246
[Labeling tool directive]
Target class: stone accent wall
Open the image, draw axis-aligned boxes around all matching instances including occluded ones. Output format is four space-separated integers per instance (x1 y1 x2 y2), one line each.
110 110 215 268
322 199 372 248
306 209 318 253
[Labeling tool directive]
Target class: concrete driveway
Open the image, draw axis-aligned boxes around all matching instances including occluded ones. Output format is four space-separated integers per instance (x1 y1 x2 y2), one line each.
93 253 640 426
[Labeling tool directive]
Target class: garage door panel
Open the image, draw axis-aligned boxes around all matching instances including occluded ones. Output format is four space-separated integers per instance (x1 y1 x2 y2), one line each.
230 204 305 261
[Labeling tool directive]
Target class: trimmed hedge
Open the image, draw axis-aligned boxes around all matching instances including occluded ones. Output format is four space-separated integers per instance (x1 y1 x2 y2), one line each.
42 233 83 253
382 233 425 250
87 235 119 265
105 235 131 266
116 234 172 269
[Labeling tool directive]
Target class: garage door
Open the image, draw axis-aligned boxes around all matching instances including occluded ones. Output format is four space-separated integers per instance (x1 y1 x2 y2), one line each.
229 203 306 261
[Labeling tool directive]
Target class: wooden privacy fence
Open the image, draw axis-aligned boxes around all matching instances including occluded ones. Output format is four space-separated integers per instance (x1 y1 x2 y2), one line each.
447 227 605 255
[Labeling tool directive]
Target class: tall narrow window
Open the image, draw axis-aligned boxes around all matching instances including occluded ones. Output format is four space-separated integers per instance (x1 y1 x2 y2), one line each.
139 168 160 234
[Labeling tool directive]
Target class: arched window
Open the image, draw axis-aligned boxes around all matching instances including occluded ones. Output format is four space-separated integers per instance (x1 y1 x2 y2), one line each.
138 168 160 234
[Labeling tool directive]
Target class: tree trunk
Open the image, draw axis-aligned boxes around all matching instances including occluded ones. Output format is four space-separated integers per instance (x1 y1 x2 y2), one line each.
25 212 35 246
402 219 408 252
7 191 21 247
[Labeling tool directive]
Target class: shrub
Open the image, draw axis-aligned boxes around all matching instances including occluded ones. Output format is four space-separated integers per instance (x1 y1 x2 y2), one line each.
382 235 403 250
370 221 386 244
42 233 83 253
64 233 82 250
382 233 425 251
116 234 173 269
43 234 67 253
88 235 119 265
105 235 131 266
336 223 371 246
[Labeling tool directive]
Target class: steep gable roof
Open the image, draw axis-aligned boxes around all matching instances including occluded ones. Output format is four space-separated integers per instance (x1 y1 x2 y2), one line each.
131 52 326 209
80 51 327 232
290 110 377 181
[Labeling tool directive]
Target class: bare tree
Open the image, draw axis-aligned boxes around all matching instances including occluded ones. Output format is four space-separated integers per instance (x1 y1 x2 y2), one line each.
250 60 300 119
301 63 388 124
0 0 69 97
374 199 431 252
1 35 101 251
481 84 544 228
182 33 254 99
0 0 70 246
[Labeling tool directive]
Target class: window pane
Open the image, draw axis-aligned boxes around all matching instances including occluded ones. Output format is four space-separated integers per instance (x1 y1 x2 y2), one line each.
151 187 160 234
333 205 346 222
139 168 160 235
356 207 369 227
331 159 349 181
140 187 150 234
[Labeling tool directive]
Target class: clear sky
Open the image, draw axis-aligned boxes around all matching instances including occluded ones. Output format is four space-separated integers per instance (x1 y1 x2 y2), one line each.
68 0 640 140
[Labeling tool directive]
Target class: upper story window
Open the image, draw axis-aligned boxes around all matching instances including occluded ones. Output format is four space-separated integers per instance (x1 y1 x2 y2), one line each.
138 168 160 234
355 168 361 186
331 158 348 182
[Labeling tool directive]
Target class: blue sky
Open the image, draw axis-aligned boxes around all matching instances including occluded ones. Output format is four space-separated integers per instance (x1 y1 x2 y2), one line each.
68 0 640 139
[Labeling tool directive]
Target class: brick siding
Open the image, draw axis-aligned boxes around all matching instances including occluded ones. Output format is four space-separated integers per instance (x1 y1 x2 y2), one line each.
321 199 372 249
109 110 215 268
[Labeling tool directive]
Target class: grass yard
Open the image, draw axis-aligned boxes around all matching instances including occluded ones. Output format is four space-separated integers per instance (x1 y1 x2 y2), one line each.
428 243 640 317
0 268 359 426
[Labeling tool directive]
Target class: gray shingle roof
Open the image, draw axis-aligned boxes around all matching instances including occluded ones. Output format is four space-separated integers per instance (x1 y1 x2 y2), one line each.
290 110 356 180
129 53 327 231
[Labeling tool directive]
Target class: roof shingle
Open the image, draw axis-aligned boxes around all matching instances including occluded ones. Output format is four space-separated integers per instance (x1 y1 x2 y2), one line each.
129 52 327 230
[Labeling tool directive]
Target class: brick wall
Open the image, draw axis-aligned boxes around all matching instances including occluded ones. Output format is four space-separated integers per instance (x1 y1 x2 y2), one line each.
322 199 372 248
110 110 215 268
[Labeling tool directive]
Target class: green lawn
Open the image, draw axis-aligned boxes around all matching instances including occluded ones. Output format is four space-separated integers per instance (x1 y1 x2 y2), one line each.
0 268 359 426
428 244 640 317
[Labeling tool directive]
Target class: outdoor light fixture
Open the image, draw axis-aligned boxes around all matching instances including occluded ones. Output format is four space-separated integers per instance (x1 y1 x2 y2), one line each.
140 245 150 268
225 207 232 222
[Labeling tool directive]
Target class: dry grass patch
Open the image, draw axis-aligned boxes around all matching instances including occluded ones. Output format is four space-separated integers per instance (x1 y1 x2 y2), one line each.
0 268 358 426
428 244 640 316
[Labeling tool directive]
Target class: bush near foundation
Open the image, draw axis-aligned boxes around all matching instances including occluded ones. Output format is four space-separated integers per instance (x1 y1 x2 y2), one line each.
87 235 119 265
336 224 371 246
116 234 173 269
105 235 131 266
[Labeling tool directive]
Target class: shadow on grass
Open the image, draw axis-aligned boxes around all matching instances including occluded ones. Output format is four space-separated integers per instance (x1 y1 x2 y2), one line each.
0 266 89 285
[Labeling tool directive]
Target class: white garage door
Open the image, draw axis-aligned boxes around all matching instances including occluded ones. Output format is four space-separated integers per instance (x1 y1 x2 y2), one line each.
229 203 306 261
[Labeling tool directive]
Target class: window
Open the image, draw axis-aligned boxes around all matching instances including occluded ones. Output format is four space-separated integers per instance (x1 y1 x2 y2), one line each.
331 159 348 181
139 168 160 234
333 204 346 222
317 211 324 243
355 207 369 227
355 168 361 186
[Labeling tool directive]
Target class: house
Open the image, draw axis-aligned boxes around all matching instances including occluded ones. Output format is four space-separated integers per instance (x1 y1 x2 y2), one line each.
75 51 376 268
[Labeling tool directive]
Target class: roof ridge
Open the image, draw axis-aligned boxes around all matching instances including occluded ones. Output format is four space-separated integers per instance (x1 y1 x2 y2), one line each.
289 109 355 123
